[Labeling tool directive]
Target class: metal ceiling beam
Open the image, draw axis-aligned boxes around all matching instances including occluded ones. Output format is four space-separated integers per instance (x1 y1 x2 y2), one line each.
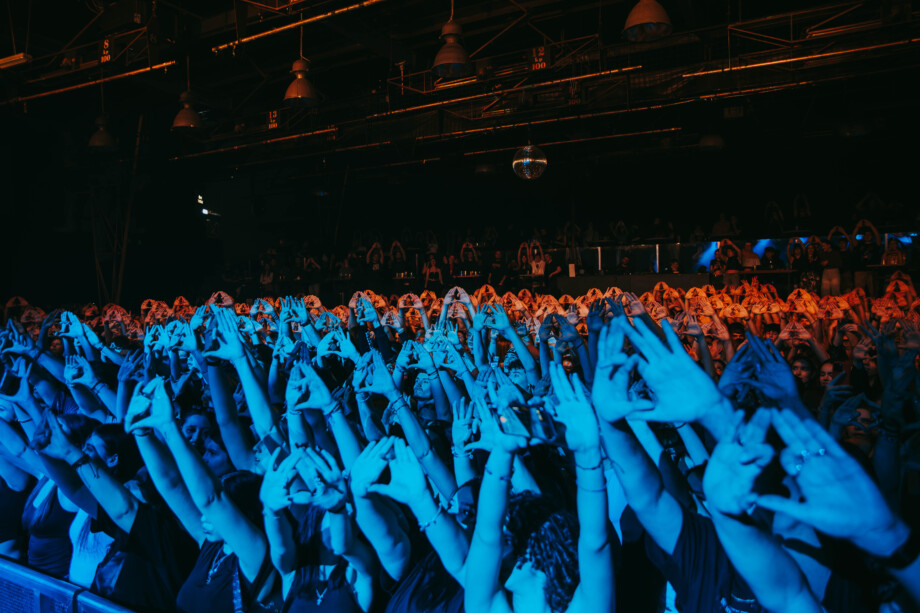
211 0 390 54
7 60 175 104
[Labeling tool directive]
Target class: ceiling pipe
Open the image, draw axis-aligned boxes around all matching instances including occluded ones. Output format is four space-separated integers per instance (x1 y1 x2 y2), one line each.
683 36 920 77
173 127 336 159
7 60 176 104
367 65 642 119
211 0 388 54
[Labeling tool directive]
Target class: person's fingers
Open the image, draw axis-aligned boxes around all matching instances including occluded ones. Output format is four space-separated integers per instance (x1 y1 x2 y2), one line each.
365 483 395 499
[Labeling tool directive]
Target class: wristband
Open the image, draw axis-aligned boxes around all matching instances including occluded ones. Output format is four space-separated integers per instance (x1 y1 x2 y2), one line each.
70 454 93 470
133 428 153 437
91 381 107 395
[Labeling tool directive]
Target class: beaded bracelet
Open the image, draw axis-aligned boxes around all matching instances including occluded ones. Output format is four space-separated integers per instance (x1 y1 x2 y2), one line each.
418 505 443 532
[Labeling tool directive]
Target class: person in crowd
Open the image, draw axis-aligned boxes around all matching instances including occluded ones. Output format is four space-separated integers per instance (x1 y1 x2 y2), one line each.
1 223 919 613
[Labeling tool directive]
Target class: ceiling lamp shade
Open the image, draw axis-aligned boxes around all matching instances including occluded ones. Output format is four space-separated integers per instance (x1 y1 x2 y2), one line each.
512 145 547 180
172 91 202 130
622 0 672 43
88 116 116 151
284 59 319 107
698 134 725 151
433 20 471 79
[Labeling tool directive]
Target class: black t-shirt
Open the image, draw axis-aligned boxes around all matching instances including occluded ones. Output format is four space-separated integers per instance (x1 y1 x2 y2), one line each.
382 541 464 613
177 540 279 613
853 244 879 270
92 503 199 613
644 505 764 613
284 505 362 613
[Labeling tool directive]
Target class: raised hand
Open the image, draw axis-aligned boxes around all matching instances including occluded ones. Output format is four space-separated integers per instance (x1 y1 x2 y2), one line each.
201 307 247 362
555 318 583 353
587 299 606 332
285 363 334 414
39 410 82 463
353 350 399 399
365 437 429 505
189 305 209 332
432 341 468 374
592 319 653 423
757 409 910 557
166 320 199 353
124 377 176 433
451 398 476 450
259 449 301 513
355 297 380 326
349 437 396 498
549 363 599 453
621 318 729 428
702 409 774 515
64 355 97 388
740 334 804 412
294 446 348 510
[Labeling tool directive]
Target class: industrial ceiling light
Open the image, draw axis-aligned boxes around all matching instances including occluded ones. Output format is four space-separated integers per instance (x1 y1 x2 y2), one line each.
698 134 725 151
512 144 547 180
88 116 116 150
88 78 116 151
172 57 202 130
433 0 470 79
622 0 672 43
284 28 319 107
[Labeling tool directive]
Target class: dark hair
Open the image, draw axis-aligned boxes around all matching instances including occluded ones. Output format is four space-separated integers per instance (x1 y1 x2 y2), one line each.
524 511 580 613
727 322 746 336
93 423 143 483
763 323 781 335
220 470 264 528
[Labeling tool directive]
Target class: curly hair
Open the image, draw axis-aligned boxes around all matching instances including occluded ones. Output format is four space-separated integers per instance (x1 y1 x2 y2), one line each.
524 511 580 613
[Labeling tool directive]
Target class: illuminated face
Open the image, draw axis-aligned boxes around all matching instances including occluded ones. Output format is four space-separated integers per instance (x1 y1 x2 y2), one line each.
819 364 836 387
792 360 814 385
505 558 548 611
83 432 117 469
182 414 212 454
201 436 234 478
843 408 878 447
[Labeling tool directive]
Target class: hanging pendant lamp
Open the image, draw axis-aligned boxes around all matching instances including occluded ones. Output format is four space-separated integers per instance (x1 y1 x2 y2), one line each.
433 0 470 79
622 0 672 43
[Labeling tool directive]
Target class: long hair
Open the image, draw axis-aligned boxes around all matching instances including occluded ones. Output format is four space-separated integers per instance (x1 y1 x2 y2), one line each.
526 511 580 613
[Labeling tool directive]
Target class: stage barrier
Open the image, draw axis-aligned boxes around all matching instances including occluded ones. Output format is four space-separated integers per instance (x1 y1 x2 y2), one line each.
0 558 133 613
